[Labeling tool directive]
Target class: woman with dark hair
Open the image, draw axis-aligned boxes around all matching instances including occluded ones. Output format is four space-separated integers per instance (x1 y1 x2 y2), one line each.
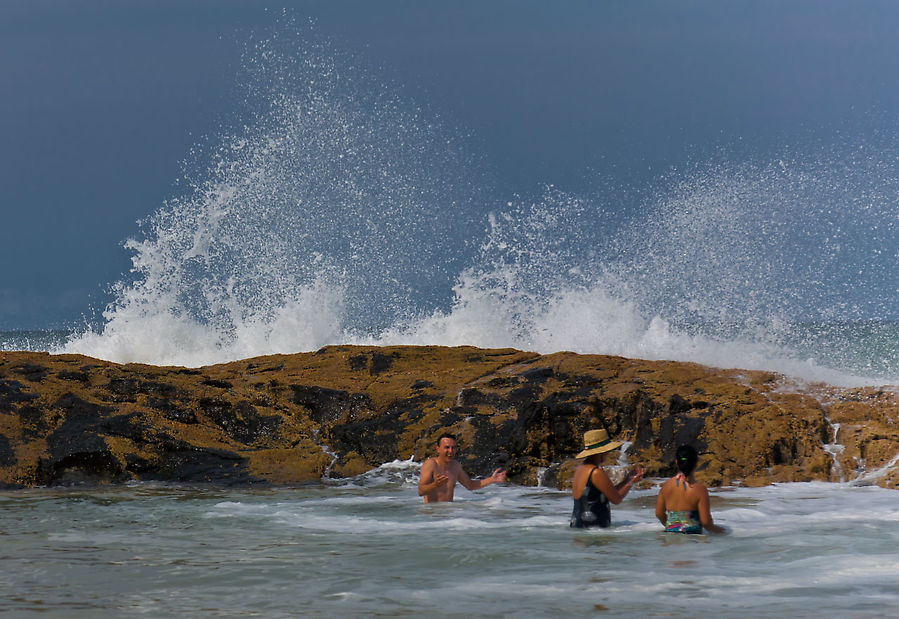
655 445 725 534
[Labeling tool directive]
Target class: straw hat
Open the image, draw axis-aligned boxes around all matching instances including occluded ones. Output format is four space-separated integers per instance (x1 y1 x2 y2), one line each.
575 429 622 459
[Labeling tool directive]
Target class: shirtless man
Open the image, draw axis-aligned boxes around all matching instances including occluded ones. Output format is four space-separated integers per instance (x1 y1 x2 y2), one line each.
417 433 506 503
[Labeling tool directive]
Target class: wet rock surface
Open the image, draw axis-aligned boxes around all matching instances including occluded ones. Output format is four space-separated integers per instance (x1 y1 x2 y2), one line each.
0 346 896 489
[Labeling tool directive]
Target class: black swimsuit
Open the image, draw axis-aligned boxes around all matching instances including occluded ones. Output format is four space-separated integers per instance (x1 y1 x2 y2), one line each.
570 466 611 528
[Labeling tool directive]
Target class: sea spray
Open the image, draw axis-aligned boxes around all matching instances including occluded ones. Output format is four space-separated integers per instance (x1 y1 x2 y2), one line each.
62 22 898 387
64 20 485 366
376 179 898 385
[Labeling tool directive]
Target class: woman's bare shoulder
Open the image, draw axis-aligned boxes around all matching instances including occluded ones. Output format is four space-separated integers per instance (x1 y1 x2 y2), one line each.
658 476 676 490
688 481 711 497
572 464 593 495
573 463 594 477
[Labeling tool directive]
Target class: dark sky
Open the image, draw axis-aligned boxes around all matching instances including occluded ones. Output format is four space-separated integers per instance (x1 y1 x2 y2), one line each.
2 0 898 328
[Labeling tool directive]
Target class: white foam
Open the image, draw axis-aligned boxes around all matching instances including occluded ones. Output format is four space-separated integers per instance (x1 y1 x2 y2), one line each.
57 30 897 389
850 451 899 485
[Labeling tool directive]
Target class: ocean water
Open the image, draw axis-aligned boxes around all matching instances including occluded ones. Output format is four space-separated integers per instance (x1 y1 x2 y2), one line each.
2 460 899 618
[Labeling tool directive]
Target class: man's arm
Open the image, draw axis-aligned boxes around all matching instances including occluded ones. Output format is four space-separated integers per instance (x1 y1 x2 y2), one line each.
457 467 506 492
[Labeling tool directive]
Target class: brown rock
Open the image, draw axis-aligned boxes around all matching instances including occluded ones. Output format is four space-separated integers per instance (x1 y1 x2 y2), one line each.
0 347 896 489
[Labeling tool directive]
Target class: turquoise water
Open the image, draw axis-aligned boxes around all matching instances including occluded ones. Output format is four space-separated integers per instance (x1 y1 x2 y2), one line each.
2 462 898 617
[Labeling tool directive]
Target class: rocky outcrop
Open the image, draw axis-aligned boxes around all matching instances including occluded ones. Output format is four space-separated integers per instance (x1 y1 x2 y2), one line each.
0 346 896 489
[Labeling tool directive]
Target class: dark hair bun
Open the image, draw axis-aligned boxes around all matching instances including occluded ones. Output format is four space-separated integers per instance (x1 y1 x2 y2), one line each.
675 445 698 475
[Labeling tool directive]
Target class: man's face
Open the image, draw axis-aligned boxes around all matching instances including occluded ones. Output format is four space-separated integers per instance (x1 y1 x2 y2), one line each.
437 438 457 460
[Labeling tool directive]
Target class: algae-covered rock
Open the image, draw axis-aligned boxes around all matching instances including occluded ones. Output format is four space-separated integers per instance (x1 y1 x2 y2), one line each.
0 347 896 489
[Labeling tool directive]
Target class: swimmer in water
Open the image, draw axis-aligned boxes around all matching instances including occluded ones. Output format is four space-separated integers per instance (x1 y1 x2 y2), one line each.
418 433 506 503
570 428 643 528
655 444 725 534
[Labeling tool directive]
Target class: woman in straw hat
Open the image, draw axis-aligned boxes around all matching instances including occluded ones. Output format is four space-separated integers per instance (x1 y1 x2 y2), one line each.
570 428 644 528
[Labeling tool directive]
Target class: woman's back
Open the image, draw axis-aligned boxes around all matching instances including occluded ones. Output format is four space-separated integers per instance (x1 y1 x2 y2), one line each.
655 445 725 534
570 466 611 528
658 474 705 511
570 450 643 529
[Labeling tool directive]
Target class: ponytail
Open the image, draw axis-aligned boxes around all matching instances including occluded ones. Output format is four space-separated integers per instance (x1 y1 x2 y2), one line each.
675 444 698 476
